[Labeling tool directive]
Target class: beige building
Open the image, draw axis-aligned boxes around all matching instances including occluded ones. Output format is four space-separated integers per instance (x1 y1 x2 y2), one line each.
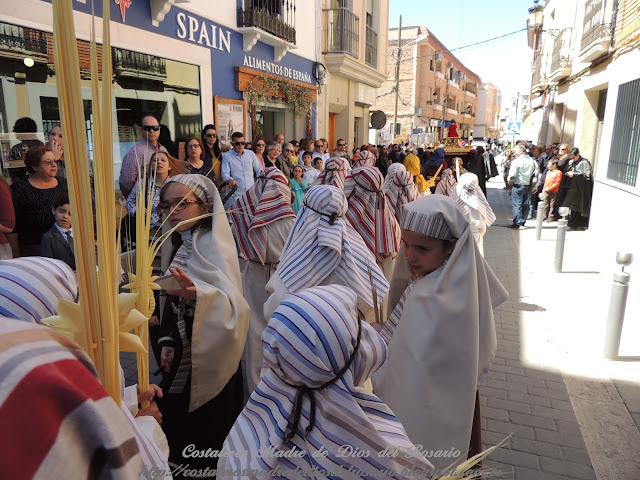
317 0 389 153
371 25 481 145
475 82 502 140
525 0 640 348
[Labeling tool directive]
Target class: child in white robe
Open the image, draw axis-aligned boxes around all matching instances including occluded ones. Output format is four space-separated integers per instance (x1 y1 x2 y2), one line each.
372 195 508 471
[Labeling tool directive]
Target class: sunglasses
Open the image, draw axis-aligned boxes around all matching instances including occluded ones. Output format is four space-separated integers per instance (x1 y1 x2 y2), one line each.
233 141 246 146
205 133 217 138
256 143 266 147
285 149 294 153
157 199 202 214
338 143 346 147
142 125 160 132
315 144 323 148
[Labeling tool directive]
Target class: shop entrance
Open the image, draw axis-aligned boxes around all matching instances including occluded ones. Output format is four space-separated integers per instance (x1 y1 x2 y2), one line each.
255 107 285 141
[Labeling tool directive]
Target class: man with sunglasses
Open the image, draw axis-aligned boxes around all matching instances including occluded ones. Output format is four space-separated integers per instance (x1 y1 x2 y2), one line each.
221 131 262 206
330 138 350 161
119 114 167 197
311 139 329 163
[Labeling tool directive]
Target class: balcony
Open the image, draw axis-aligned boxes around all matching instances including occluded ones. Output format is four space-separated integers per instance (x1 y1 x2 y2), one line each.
549 29 573 82
532 53 548 93
113 48 167 82
448 79 460 90
579 0 614 63
365 25 378 68
238 1 297 61
432 103 443 112
464 87 477 98
0 22 48 64
324 8 359 58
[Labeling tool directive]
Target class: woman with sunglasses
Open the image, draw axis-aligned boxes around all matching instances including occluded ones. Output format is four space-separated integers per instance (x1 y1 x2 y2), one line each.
10 146 68 257
184 136 216 185
251 137 266 170
201 124 222 187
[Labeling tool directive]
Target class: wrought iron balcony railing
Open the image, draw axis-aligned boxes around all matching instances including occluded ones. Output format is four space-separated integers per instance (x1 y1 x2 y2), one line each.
323 8 359 58
532 52 548 91
580 0 615 52
0 22 47 57
113 48 167 81
239 1 296 44
365 25 377 68
550 29 572 79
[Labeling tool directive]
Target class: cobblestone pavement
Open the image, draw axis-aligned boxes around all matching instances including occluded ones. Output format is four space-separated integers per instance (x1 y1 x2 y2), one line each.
481 177 640 480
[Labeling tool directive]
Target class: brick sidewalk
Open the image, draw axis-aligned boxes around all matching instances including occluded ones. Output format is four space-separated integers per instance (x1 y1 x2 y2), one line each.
481 182 595 480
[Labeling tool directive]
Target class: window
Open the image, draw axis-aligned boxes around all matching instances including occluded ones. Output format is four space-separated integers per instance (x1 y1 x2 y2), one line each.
607 78 640 187
430 59 434 71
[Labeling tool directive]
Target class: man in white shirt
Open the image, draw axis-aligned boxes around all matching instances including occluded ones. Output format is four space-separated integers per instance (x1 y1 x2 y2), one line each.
311 139 329 162
221 132 262 207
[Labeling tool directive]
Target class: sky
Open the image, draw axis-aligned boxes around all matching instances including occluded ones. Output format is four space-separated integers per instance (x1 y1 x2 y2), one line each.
388 0 536 106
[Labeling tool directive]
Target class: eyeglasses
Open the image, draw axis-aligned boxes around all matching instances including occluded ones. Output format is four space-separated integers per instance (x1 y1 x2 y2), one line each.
157 199 202 214
142 125 160 132
205 133 217 138
233 141 246 146
256 143 266 147
41 160 57 166
187 144 201 149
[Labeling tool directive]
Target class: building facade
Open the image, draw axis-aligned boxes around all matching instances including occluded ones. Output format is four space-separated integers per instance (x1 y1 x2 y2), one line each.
0 0 321 184
525 0 640 346
317 0 389 153
475 82 502 140
371 25 481 146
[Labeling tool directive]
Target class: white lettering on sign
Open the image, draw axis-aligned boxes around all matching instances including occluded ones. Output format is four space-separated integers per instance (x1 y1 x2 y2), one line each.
243 55 312 84
176 12 231 53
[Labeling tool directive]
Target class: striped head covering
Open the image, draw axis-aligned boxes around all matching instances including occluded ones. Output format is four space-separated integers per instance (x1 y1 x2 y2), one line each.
383 167 420 221
382 162 406 191
0 257 78 323
353 149 376 168
229 167 295 264
435 168 458 196
163 173 215 208
344 167 401 256
278 185 388 309
219 286 433 478
311 156 350 190
401 199 454 240
453 172 496 227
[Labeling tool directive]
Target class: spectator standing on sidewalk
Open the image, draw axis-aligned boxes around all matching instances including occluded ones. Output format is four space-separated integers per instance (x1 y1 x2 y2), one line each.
119 114 167 197
221 132 262 207
561 147 594 230
541 158 562 222
508 144 538 229
331 138 350 161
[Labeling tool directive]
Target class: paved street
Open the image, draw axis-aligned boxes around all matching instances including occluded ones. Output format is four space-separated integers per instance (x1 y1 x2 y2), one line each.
121 175 640 480
480 177 640 480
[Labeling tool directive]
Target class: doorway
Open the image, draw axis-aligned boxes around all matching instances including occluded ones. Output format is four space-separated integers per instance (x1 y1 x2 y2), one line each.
255 107 286 141
329 113 336 151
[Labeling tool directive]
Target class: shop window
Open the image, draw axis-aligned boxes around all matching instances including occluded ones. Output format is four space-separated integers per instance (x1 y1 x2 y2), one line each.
607 78 640 187
0 22 202 187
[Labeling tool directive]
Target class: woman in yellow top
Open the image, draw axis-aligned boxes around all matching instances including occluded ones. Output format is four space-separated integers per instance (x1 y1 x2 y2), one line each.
404 149 429 194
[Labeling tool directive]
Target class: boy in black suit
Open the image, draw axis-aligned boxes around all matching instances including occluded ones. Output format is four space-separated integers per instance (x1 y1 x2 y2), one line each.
40 194 75 270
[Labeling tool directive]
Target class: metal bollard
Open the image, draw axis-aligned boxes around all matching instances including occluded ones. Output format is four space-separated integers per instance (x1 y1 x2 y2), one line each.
536 201 545 240
603 252 633 360
554 207 569 272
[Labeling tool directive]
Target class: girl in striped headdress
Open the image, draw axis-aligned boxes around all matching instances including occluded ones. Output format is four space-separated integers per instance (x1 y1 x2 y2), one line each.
155 174 249 473
264 185 388 325
219 285 434 479
229 167 296 393
344 166 401 284
372 195 508 471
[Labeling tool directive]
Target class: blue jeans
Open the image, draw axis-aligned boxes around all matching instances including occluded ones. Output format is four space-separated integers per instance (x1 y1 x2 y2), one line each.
511 184 531 226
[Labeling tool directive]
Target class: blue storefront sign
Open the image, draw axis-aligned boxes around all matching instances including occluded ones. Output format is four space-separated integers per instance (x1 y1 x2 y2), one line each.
41 0 316 101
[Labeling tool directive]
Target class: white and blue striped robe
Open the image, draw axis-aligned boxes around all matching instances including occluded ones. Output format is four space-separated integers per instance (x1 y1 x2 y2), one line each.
219 286 433 479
